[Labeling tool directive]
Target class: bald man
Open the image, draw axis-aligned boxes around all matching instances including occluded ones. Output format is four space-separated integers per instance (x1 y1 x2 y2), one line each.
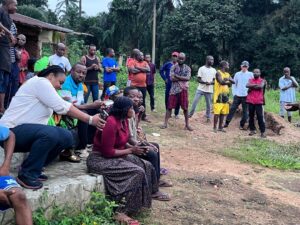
49 43 72 73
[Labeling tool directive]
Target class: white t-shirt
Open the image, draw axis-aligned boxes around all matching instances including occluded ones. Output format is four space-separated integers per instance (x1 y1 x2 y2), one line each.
49 54 72 72
197 66 217 93
0 76 72 128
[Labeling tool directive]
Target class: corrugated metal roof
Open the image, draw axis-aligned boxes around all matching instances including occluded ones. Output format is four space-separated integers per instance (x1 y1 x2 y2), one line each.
11 13 73 33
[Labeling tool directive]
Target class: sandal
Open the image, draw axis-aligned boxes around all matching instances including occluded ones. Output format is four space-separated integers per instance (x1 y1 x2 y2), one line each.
217 128 226 133
152 191 171 201
160 168 169 176
114 213 140 225
160 124 168 129
159 180 173 188
60 150 81 163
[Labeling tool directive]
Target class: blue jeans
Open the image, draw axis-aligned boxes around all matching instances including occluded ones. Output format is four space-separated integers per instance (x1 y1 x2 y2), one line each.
11 124 73 180
189 89 212 118
4 62 19 109
225 96 248 127
165 83 179 116
84 83 99 103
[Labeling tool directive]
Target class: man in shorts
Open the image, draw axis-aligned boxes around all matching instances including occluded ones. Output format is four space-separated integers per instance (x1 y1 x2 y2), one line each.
161 52 193 131
0 125 32 225
213 61 235 132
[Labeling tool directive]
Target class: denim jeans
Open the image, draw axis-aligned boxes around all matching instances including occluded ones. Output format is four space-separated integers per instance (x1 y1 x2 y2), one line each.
189 89 212 118
4 62 19 109
11 124 73 180
165 83 179 116
84 83 99 103
225 96 248 127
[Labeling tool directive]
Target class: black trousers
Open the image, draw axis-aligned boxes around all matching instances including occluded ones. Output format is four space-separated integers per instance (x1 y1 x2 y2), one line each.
146 84 155 110
140 142 160 180
101 81 116 100
136 87 147 119
77 109 98 149
226 96 248 127
248 103 265 133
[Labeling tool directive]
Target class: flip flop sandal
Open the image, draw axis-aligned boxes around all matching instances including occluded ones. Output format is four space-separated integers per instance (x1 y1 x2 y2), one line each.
159 180 173 187
152 193 171 201
217 128 227 133
79 150 90 158
127 220 140 225
160 168 169 176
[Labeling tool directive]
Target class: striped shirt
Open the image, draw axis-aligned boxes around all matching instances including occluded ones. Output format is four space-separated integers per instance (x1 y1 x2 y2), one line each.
10 22 17 63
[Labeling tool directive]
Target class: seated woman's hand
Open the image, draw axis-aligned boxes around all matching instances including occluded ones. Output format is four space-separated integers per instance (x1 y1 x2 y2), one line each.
131 146 147 156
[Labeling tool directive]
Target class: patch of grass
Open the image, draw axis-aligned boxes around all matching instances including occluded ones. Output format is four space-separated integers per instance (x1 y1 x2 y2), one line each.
224 138 300 170
33 192 118 225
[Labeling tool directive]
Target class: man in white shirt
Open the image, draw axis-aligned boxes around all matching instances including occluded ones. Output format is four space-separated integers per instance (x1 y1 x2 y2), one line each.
189 56 216 122
224 61 253 129
49 43 72 73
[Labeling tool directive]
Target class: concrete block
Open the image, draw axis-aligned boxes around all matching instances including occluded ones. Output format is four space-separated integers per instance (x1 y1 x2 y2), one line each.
0 151 104 225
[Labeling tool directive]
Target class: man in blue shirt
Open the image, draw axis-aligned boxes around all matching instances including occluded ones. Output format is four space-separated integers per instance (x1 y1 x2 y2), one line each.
279 67 298 122
101 48 120 100
224 61 253 129
160 52 180 117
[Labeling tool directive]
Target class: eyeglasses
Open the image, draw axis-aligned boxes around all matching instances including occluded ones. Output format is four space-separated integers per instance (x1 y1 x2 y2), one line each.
178 58 185 60
172 55 178 57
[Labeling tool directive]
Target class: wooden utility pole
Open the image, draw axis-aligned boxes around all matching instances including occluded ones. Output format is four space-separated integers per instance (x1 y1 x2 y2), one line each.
151 0 157 64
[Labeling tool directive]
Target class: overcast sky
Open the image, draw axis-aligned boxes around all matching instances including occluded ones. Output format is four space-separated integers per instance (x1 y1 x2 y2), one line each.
47 0 111 16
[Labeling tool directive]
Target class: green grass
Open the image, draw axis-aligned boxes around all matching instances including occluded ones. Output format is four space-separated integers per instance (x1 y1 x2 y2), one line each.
224 139 300 170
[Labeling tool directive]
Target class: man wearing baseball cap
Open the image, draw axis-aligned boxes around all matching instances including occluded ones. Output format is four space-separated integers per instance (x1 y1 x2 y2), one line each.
160 52 180 118
224 61 253 129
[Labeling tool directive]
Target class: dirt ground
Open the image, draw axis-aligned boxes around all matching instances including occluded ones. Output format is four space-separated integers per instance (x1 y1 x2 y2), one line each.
141 111 300 225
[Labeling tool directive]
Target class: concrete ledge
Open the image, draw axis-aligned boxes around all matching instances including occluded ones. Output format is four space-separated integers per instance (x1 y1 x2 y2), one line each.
0 151 104 225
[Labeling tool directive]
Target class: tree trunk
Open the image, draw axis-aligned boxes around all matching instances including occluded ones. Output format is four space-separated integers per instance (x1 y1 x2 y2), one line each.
152 0 157 64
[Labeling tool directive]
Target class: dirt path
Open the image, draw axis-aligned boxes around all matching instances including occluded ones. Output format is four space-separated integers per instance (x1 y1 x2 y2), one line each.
140 111 300 225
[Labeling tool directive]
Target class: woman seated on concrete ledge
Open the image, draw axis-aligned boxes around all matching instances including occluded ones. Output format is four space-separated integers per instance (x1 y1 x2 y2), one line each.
0 65 104 190
87 96 170 225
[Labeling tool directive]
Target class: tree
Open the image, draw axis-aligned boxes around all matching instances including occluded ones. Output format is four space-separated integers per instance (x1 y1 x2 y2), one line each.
17 5 48 22
161 0 241 66
17 0 48 8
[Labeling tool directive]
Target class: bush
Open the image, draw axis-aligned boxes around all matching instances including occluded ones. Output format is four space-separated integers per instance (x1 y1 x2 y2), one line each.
33 192 118 225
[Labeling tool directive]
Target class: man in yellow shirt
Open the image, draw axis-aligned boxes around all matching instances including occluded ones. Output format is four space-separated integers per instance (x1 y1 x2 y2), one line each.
213 61 235 132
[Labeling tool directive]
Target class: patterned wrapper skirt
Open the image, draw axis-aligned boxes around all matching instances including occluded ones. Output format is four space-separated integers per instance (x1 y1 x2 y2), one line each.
86 152 159 215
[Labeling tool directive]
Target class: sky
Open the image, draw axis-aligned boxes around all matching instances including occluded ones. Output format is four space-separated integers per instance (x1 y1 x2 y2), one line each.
47 0 111 16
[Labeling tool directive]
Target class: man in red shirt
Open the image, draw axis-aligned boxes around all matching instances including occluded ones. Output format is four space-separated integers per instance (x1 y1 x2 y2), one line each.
246 68 266 138
128 51 150 122
16 34 29 85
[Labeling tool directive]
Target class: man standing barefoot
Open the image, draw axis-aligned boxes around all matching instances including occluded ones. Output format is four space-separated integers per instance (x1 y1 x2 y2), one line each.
161 53 193 131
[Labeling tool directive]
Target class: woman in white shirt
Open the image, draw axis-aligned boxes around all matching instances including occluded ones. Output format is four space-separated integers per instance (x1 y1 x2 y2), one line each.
0 65 104 190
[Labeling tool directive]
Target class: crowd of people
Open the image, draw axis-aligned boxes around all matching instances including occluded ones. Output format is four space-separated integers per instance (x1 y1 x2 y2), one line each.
0 0 299 224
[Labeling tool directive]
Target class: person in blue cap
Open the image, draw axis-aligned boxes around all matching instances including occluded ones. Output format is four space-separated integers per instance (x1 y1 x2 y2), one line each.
0 124 32 225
